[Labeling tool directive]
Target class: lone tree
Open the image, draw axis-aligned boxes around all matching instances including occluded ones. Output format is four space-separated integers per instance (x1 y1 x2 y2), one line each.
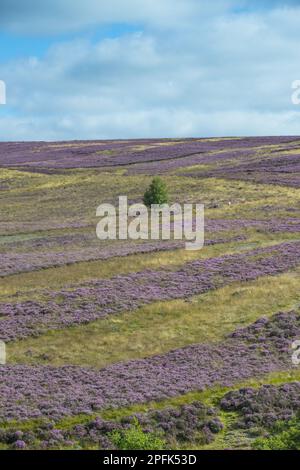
143 177 169 207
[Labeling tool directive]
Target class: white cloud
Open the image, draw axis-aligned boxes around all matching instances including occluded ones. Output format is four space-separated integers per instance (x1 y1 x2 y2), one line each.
0 0 229 34
1 1 299 35
1 1 300 140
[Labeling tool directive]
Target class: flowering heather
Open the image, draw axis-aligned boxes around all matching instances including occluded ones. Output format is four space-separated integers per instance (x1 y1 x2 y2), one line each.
0 311 299 423
0 136 298 170
1 241 300 341
220 382 300 429
3 402 220 449
1 135 300 450
0 401 222 449
0 220 91 237
126 149 255 175
172 217 300 236
0 234 244 277
122 402 223 445
2 216 299 277
185 152 300 188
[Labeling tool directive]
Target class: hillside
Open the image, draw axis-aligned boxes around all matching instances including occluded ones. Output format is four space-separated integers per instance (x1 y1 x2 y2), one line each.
0 136 300 450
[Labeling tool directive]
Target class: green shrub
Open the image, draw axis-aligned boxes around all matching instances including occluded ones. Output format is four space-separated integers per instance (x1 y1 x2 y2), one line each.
253 417 300 450
143 177 169 207
109 418 166 450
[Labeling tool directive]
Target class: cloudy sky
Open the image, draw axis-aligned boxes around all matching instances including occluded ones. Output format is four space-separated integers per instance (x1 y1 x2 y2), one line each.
0 0 300 141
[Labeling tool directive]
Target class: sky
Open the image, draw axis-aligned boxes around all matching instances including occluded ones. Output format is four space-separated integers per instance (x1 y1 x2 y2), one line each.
0 0 300 141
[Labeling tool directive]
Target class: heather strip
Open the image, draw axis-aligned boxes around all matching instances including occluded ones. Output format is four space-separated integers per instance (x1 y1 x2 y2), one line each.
184 153 300 188
0 235 244 277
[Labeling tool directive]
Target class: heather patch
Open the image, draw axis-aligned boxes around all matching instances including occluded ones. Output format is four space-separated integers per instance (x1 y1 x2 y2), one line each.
2 137 297 170
0 234 244 277
184 152 300 189
0 401 223 450
220 382 300 430
1 311 300 423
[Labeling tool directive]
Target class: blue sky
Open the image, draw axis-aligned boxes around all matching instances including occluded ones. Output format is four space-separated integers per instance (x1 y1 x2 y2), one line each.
0 0 300 141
